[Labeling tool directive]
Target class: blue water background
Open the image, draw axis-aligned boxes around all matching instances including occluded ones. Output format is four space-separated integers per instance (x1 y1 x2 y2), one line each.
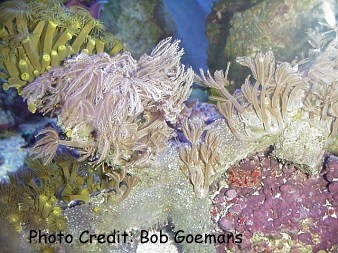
163 0 216 71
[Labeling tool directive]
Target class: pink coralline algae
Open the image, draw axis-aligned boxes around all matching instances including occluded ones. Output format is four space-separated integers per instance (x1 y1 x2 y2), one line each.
211 153 338 252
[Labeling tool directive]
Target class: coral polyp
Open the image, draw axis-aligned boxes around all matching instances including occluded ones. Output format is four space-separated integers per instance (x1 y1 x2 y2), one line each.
0 0 122 92
22 38 193 166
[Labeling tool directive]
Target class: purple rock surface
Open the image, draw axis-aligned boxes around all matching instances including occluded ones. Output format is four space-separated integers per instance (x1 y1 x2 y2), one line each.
211 153 338 252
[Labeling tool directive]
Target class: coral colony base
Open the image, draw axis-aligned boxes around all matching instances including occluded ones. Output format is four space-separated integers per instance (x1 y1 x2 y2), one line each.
0 0 338 252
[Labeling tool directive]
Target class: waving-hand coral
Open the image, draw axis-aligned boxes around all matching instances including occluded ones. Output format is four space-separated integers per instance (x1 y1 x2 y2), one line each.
197 51 306 140
179 120 220 198
22 38 193 167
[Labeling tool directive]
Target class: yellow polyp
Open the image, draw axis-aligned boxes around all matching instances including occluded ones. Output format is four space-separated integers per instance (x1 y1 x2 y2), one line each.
0 26 9 37
31 20 46 49
20 72 30 81
66 45 73 57
50 50 59 67
81 48 89 54
19 60 29 74
0 45 10 57
74 20 81 30
18 56 34 79
43 202 53 215
4 21 15 35
53 30 73 50
7 213 21 224
39 195 48 204
0 72 8 79
81 188 89 196
5 77 27 90
17 46 26 61
43 20 57 54
95 40 105 53
28 103 37 113
26 62 34 81
41 54 51 68
65 129 72 138
33 69 40 77
22 38 42 71
52 206 62 217
16 19 29 35
86 39 95 54
4 56 20 78
27 64 35 82
17 88 23 95
57 45 66 61
71 21 94 53
2 83 11 90
92 207 100 214
110 42 123 55
49 195 57 204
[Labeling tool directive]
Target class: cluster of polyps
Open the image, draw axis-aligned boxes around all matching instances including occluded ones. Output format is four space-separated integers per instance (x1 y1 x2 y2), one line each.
22 38 193 167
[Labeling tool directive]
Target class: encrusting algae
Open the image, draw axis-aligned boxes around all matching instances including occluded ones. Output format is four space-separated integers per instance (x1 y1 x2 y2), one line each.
1 0 338 252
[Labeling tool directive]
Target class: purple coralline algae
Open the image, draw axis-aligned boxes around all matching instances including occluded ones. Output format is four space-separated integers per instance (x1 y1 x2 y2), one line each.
212 153 338 252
